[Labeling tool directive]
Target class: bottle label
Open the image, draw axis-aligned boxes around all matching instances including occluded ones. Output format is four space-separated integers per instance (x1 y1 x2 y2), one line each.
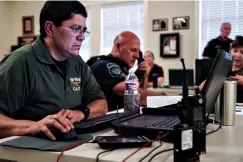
125 82 139 91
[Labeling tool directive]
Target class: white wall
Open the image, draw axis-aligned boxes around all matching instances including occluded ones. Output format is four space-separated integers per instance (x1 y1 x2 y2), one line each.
145 1 199 84
9 1 44 46
0 1 199 84
0 1 44 59
0 1 12 57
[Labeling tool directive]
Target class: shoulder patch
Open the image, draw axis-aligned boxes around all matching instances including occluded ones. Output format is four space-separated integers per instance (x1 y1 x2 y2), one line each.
107 63 123 78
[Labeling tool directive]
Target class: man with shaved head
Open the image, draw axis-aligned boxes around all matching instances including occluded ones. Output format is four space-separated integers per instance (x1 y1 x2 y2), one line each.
110 35 119 57
202 22 233 59
89 31 161 111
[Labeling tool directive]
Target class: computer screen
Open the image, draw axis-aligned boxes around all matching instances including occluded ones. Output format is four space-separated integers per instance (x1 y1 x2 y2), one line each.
201 50 233 115
195 59 214 86
169 69 194 87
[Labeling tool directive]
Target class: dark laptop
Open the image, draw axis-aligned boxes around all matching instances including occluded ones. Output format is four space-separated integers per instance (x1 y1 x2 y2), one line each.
195 59 214 86
112 50 233 138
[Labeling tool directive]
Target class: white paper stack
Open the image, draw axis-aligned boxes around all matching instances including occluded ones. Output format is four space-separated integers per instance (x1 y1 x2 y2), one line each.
147 96 182 108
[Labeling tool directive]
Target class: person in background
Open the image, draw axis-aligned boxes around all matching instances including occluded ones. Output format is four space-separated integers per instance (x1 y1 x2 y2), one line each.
202 22 233 59
200 37 243 103
228 37 243 103
88 31 162 111
136 50 164 88
0 1 107 140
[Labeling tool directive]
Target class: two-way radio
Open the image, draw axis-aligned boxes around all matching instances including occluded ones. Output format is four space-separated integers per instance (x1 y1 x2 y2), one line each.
173 58 206 162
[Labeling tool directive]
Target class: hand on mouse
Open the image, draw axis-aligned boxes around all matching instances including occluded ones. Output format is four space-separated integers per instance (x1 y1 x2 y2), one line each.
229 74 243 86
60 109 85 124
26 110 74 140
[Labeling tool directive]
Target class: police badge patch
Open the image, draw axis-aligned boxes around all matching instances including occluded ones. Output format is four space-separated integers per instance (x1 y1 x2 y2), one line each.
107 63 123 78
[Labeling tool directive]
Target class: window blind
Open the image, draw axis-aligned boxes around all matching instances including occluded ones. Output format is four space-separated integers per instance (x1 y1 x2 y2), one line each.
79 9 91 62
100 2 144 55
199 0 243 57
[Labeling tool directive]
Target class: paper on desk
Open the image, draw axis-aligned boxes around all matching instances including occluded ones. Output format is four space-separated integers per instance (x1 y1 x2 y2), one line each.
147 96 182 108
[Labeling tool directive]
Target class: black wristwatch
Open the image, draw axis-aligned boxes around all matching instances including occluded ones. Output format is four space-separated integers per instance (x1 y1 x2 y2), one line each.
81 107 90 120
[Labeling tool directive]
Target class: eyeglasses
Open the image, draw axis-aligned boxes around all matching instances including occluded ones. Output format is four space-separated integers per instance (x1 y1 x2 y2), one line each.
61 25 90 37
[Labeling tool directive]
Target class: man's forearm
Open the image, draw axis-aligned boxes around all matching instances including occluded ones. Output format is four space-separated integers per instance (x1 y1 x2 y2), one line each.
87 99 108 118
203 56 210 59
199 80 206 90
141 75 149 89
147 82 153 87
0 114 35 138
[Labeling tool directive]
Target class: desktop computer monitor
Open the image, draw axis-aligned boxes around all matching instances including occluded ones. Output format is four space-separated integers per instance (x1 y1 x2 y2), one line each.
201 50 233 115
195 59 214 86
169 69 194 87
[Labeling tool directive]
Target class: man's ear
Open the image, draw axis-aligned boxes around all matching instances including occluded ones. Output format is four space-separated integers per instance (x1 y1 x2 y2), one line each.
45 21 54 38
115 42 120 52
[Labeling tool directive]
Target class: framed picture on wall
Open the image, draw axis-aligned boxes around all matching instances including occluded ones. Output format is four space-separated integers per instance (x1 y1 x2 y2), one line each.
22 16 34 35
160 33 180 58
18 35 37 46
152 18 168 31
173 16 189 30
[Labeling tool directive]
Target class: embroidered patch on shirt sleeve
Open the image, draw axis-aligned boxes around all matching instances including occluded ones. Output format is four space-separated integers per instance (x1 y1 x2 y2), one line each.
107 63 123 78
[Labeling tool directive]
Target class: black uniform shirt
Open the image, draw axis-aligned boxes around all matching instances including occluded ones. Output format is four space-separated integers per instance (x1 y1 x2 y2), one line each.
0 36 105 121
89 54 129 111
202 36 233 59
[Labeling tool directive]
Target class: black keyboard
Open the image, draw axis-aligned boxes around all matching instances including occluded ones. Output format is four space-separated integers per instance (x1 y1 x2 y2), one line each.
144 115 180 129
116 115 180 131
111 114 181 141
74 112 138 133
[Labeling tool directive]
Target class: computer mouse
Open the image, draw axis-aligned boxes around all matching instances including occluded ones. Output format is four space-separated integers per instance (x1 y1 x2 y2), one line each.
35 127 78 141
50 128 78 141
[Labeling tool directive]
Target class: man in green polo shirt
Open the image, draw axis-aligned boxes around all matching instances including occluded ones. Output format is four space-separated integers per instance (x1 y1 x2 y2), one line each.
0 1 107 140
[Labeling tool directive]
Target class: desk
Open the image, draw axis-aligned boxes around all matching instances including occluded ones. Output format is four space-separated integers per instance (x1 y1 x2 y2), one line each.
0 115 243 162
148 87 195 96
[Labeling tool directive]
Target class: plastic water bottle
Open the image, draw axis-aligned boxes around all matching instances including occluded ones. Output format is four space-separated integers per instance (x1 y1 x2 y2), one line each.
124 70 140 113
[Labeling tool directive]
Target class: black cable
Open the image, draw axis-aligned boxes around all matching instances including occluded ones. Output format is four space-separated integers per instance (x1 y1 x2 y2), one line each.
147 148 173 162
116 105 121 135
138 140 163 162
96 149 115 162
206 122 222 135
206 117 222 135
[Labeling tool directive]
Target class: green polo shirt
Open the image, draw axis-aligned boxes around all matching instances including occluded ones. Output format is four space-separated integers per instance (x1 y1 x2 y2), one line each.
0 36 105 121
